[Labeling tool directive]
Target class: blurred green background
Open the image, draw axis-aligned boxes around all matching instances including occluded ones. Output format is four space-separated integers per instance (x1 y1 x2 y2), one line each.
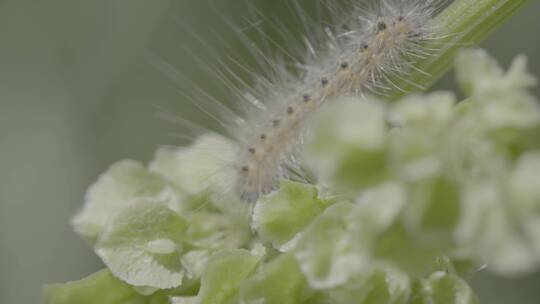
1 1 539 303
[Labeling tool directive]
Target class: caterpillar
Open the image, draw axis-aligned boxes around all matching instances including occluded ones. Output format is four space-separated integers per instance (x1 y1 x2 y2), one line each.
155 0 448 203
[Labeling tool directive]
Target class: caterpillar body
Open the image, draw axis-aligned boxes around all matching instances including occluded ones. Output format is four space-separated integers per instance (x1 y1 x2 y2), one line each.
160 0 447 203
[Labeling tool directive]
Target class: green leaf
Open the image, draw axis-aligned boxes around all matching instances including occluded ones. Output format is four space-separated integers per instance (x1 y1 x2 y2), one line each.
390 92 456 127
332 149 389 192
184 210 251 251
509 152 540 265
456 48 537 96
351 182 408 238
197 249 261 304
373 222 443 276
291 202 359 289
95 199 188 289
181 250 211 281
240 253 308 304
328 266 410 304
293 183 409 289
388 92 456 182
43 269 168 304
389 128 441 182
352 183 441 276
405 176 461 244
414 272 478 304
253 180 329 250
509 152 540 214
72 160 180 243
455 49 504 96
455 181 540 275
170 296 198 304
306 97 389 193
149 133 236 198
456 49 540 132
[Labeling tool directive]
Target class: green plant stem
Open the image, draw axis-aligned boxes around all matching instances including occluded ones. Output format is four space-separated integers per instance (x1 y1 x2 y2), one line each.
390 0 533 99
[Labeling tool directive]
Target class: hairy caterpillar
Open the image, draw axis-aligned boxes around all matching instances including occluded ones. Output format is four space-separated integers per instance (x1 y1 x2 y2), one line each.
154 0 449 203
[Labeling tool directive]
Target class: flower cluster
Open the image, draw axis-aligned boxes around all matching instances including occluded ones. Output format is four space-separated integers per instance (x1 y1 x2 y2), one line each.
44 49 540 304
